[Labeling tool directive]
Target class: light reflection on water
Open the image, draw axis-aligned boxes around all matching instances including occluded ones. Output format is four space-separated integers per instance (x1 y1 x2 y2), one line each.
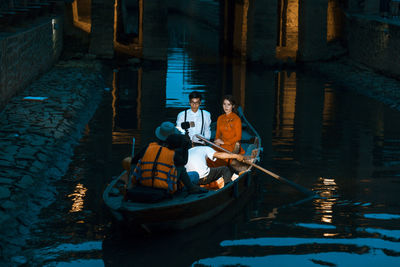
314 177 338 224
361 228 400 239
45 260 104 267
219 236 400 249
193 233 400 266
363 214 400 220
166 47 206 108
35 241 103 266
68 183 87 213
295 223 336 229
194 250 399 267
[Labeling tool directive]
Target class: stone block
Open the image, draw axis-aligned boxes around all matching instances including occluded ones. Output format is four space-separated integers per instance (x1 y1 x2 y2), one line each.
0 200 16 210
0 178 14 185
17 175 34 189
0 210 11 224
4 145 18 155
0 159 14 167
0 151 16 162
0 187 11 199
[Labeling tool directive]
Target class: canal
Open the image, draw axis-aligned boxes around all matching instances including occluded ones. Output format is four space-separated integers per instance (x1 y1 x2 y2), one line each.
25 11 400 267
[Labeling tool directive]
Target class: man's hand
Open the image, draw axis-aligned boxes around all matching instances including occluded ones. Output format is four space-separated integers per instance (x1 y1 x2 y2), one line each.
235 154 244 161
215 139 224 146
235 155 254 163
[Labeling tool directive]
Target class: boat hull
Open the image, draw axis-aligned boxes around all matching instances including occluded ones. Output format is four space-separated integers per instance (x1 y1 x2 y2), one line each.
111 171 254 231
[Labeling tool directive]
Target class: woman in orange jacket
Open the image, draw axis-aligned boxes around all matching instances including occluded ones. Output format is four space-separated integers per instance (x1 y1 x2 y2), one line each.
212 95 245 166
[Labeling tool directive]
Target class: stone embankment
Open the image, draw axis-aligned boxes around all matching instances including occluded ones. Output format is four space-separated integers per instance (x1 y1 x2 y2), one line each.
0 58 105 265
305 57 400 111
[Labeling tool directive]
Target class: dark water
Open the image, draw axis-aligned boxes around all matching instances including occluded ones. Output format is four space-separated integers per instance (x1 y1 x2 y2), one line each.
27 12 400 267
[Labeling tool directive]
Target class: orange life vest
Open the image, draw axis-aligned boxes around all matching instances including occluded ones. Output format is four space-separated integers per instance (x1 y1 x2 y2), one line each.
132 142 180 194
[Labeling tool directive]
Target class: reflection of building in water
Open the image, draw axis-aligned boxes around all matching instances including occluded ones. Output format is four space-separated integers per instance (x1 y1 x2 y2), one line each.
166 48 206 108
274 71 297 159
111 68 142 144
322 85 336 128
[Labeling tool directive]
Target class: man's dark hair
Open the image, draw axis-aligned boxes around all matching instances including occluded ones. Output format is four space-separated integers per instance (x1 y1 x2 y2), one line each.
189 91 202 101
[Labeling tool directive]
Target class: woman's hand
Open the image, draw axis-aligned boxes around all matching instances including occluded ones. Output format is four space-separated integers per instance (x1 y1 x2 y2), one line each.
215 139 224 145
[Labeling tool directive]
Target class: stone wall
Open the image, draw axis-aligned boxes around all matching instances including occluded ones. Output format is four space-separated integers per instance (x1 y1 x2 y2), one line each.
0 17 63 110
298 0 329 61
89 0 114 58
247 0 278 65
168 0 220 30
167 0 220 56
347 14 400 77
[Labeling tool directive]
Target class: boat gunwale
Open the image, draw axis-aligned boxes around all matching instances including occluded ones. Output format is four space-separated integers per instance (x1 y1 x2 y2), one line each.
104 168 254 212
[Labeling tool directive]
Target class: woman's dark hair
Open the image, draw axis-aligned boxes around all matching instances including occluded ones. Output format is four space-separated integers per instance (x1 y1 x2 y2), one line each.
222 95 237 113
189 91 202 101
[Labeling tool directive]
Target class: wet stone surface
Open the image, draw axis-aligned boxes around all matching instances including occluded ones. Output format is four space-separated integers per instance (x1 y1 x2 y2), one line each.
0 59 105 265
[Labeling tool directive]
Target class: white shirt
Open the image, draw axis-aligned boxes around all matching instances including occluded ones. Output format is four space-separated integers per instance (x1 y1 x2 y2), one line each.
185 146 216 178
176 109 211 143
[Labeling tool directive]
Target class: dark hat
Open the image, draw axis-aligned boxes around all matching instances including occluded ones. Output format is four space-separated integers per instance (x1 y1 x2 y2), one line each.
155 121 180 141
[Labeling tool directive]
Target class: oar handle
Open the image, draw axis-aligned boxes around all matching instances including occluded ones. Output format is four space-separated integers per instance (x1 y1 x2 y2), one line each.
195 135 233 154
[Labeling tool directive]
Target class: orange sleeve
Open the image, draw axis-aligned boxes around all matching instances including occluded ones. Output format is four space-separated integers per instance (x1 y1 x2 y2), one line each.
224 115 242 145
233 116 242 142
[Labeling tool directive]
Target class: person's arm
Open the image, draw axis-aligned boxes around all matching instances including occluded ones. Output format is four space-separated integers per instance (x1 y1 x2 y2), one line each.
213 151 244 161
204 111 212 140
231 116 242 144
214 116 224 145
176 111 185 134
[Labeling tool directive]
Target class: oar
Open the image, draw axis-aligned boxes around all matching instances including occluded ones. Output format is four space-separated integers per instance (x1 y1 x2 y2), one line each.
131 137 136 158
128 137 136 187
195 134 317 197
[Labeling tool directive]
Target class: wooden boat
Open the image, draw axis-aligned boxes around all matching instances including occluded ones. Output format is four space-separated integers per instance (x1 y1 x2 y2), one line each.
103 107 262 232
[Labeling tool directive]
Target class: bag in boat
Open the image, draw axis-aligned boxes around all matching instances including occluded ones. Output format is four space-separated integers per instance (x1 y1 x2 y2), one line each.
125 185 170 203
